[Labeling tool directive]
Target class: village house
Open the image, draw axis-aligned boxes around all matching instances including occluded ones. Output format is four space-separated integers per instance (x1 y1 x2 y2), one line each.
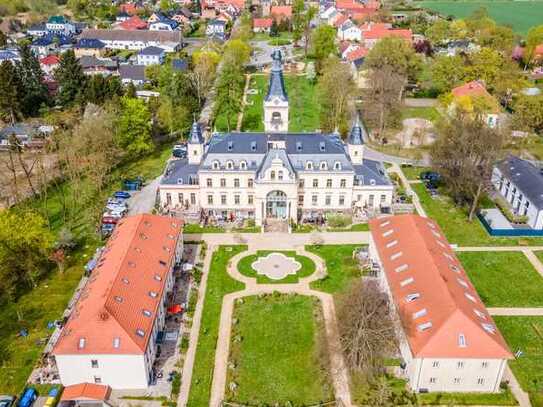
369 214 512 393
119 64 147 86
52 214 184 389
30 34 72 57
45 16 77 36
158 51 394 226
74 39 107 58
206 19 226 39
79 29 182 52
450 81 501 128
136 46 166 66
39 55 60 75
253 18 273 33
115 15 148 30
79 56 118 76
271 5 292 22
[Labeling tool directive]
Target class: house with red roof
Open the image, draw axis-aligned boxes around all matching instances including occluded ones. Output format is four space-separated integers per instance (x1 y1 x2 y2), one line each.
116 15 148 30
369 215 512 393
253 18 273 33
119 3 140 15
362 25 412 48
53 214 184 389
271 5 292 22
39 54 60 75
450 80 501 128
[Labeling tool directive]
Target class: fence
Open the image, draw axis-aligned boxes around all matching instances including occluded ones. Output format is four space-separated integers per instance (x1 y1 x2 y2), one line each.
222 400 342 407
478 213 543 237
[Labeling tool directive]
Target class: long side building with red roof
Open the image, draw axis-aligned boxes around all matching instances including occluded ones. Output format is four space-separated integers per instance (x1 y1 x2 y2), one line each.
53 214 184 389
369 214 512 393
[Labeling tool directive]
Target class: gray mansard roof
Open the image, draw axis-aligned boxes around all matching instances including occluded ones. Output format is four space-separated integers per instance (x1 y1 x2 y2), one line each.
265 50 288 103
348 116 366 145
161 131 391 187
496 154 543 209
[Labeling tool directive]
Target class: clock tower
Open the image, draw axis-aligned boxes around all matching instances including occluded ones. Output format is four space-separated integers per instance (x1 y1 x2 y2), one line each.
264 49 289 132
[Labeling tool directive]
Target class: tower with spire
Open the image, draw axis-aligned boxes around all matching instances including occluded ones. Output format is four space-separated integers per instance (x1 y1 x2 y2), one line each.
264 49 289 132
347 115 366 164
187 121 204 165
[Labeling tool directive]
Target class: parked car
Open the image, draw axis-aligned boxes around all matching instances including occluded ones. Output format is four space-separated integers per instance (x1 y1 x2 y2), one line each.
43 388 59 407
123 176 143 191
102 215 120 224
0 396 15 407
173 149 187 159
17 388 37 407
101 223 115 237
107 198 127 206
105 203 128 212
173 144 187 152
420 171 441 183
114 191 131 199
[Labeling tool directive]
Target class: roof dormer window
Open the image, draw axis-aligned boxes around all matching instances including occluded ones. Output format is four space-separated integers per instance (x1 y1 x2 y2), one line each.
240 161 247 170
405 293 420 302
334 161 341 170
306 161 313 170
226 160 234 170
212 161 220 170
320 161 327 170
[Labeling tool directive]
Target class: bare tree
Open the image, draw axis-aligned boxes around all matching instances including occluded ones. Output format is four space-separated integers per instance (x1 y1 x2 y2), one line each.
337 279 397 381
430 115 506 221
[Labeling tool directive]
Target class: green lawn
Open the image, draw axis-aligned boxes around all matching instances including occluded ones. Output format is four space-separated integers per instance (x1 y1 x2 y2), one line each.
241 74 320 132
308 245 364 294
226 294 333 405
327 223 370 232
187 245 246 406
237 250 316 283
400 106 441 123
399 165 432 180
417 0 543 35
458 251 543 307
412 183 543 246
0 143 172 394
417 390 518 406
494 316 543 407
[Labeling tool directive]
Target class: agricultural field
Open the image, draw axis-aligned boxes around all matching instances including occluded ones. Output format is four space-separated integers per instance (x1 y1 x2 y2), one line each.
417 1 543 35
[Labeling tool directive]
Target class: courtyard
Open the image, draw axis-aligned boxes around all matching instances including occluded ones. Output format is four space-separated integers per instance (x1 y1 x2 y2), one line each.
237 250 316 283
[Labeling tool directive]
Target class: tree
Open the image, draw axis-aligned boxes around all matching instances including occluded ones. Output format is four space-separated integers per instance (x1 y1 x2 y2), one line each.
213 63 244 131
190 50 220 106
223 38 251 66
364 37 422 102
84 75 123 105
337 279 397 381
270 19 279 37
431 116 505 221
311 25 337 70
115 97 153 158
512 95 543 134
157 96 190 137
292 0 304 44
0 60 22 124
0 210 54 302
302 6 317 57
0 30 7 48
54 50 87 107
430 55 466 93
16 44 48 117
318 57 355 133
525 25 543 65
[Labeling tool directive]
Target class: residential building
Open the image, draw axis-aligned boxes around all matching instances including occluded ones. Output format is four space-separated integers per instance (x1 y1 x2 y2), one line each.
27 23 48 37
115 15 148 30
271 5 292 21
79 29 182 52
450 81 501 128
39 55 60 75
46 16 77 36
148 13 179 31
369 214 512 392
206 19 226 37
253 17 273 33
30 34 72 57
137 46 166 66
493 155 543 230
361 25 412 48
337 19 362 41
74 39 107 57
158 51 393 226
79 56 118 76
119 64 147 86
59 383 111 407
0 49 20 63
52 214 184 389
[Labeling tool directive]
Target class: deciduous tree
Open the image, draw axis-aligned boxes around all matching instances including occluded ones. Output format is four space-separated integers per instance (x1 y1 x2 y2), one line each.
311 25 337 70
512 95 543 135
115 96 153 158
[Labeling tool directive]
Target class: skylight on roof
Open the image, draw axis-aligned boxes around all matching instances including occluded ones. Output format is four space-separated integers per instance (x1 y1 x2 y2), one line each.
417 321 432 331
474 309 487 320
465 292 477 303
154 274 162 281
413 308 427 319
482 323 495 334
149 291 158 298
395 264 408 273
457 278 469 289
122 277 129 284
159 260 167 266
114 296 123 303
450 264 460 274
390 251 403 261
382 229 393 237
136 329 145 337
78 337 86 349
142 309 152 317
400 277 414 287
113 337 121 348
380 220 391 227
405 293 420 303
458 333 467 348
386 240 398 248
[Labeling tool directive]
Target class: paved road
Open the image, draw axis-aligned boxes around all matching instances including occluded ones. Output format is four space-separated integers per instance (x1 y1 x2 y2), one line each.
128 175 162 215
403 98 438 107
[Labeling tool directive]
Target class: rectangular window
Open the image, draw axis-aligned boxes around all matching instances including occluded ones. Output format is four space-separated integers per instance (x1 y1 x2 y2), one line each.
339 195 345 206
325 195 331 206
299 179 305 188
432 361 439 368
482 361 488 368
248 195 254 205
429 377 436 384
94 376 102 384
326 179 332 188
248 178 254 188
340 179 346 188
454 377 461 384
220 178 226 187
477 378 485 385
380 194 386 203
234 194 240 205
190 193 196 205
206 178 212 187
298 195 304 205
91 360 99 368
166 193 171 205
457 361 464 369
312 194 318 206
177 193 183 204
221 194 227 205
207 195 213 205
313 179 318 188
234 178 240 187
368 194 374 207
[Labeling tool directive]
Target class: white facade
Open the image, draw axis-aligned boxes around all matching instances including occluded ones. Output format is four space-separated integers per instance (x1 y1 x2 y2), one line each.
264 96 289 132
337 22 362 41
492 162 543 229
137 51 165 66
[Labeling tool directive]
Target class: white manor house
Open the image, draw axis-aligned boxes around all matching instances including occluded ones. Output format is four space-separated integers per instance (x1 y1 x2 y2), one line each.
158 51 394 226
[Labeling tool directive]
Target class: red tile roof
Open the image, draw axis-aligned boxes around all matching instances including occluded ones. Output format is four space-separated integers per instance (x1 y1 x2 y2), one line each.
40 55 60 65
53 214 183 355
333 14 349 28
119 3 139 15
336 0 378 12
253 18 273 28
118 15 148 30
271 5 292 18
61 383 111 401
346 46 368 61
452 80 491 98
363 27 412 41
369 214 512 359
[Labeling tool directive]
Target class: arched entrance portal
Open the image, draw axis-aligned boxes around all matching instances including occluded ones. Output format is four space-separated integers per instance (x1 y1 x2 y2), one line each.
266 190 287 219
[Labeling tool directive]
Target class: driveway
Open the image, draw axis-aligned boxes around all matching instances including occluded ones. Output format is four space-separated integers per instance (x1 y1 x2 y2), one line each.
249 40 295 67
128 175 162 215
